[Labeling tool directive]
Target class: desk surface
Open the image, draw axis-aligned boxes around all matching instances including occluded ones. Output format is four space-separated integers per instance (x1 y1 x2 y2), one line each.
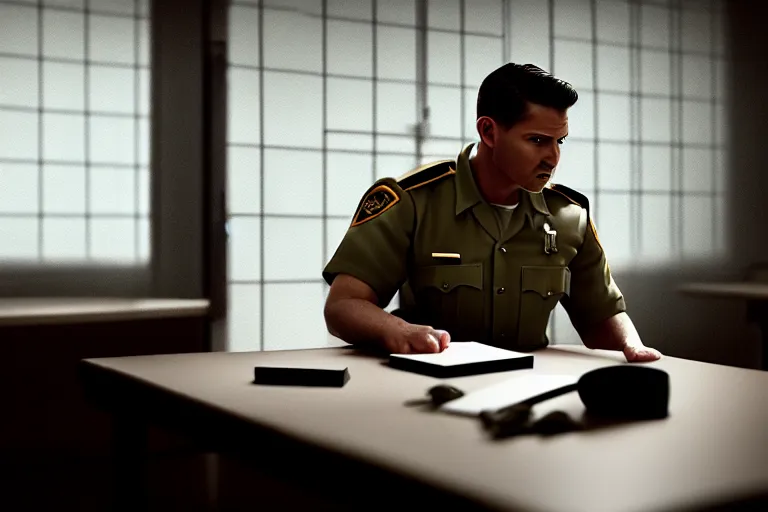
0 297 210 326
679 282 768 300
83 345 768 512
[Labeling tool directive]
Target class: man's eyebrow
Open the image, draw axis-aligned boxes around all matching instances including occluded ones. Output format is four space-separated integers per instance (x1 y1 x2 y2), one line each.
525 132 569 139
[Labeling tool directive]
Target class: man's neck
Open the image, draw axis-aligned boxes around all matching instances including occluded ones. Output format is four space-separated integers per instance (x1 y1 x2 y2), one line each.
469 143 521 206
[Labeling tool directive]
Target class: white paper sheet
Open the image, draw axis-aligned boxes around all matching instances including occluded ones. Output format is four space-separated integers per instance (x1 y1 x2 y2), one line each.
440 374 579 416
390 341 530 367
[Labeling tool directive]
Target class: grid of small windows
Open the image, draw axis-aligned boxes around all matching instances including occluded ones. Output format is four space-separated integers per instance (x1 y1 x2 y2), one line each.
226 0 729 351
546 0 728 343
0 0 151 264
227 0 432 351
548 0 728 267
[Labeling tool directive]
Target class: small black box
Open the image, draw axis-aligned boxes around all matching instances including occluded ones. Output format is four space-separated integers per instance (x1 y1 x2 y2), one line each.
252 366 351 387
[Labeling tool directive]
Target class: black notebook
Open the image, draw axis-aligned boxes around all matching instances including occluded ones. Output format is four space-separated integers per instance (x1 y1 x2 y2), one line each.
388 342 533 378
253 365 350 387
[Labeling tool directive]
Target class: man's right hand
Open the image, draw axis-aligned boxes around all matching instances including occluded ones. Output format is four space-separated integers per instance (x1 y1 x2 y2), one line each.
325 274 451 354
384 324 451 354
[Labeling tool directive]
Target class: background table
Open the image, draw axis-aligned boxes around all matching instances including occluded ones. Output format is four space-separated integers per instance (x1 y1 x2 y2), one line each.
0 297 210 327
81 344 768 512
0 297 212 511
679 282 768 369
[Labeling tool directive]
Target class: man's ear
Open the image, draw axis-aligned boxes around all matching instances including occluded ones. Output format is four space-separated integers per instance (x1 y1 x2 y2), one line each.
476 116 496 148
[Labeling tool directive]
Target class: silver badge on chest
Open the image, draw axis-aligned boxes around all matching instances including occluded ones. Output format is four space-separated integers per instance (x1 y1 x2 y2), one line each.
543 222 558 254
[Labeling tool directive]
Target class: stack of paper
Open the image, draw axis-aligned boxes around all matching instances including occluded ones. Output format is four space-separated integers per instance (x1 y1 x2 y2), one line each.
389 341 533 378
440 374 579 416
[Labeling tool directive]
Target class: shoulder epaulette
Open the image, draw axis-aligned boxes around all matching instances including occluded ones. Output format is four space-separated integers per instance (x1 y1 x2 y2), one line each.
546 184 590 217
546 184 603 248
396 160 455 191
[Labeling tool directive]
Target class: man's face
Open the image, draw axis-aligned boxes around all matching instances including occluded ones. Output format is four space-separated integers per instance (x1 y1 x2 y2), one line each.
484 103 569 193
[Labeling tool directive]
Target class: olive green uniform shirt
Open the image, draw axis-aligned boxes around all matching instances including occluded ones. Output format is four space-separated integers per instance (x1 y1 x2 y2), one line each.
323 143 626 351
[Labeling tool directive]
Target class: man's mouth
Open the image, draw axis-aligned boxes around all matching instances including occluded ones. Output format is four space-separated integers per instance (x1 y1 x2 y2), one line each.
536 163 554 180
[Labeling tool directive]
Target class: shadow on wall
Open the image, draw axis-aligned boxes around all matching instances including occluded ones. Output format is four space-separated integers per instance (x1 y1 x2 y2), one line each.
553 260 761 371
615 263 761 370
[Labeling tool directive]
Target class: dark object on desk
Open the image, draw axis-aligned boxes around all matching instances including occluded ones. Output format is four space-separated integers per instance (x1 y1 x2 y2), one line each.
481 365 669 439
480 406 585 438
402 384 465 408
577 365 669 419
533 411 584 436
252 366 350 387
481 404 533 438
428 384 465 406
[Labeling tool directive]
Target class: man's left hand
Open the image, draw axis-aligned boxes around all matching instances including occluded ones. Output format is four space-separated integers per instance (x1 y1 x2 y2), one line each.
623 344 662 363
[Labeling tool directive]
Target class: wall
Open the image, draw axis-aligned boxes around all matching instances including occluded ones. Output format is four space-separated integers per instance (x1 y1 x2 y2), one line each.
603 0 767 369
225 0 739 363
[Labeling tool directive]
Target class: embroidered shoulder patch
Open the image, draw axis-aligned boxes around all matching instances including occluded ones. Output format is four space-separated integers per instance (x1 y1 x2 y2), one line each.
351 184 400 227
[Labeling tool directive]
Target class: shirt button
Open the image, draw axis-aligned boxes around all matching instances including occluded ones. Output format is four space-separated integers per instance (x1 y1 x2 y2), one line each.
442 282 449 290
499 247 507 253
497 287 505 294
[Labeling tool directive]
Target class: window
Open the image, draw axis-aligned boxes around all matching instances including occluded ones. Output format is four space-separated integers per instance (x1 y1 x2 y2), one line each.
547 0 728 268
227 0 423 352
226 0 729 351
0 0 151 264
545 0 728 343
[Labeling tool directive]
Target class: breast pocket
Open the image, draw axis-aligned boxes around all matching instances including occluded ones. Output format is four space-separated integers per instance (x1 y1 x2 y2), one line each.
517 266 571 349
411 263 484 339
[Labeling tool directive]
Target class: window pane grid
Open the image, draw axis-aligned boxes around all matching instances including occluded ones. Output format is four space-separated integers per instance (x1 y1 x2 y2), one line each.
553 34 726 58
541 0 728 343
0 52 147 70
0 0 150 264
3 0 149 18
232 0 509 38
0 104 148 119
226 0 729 350
228 64 728 107
549 0 726 272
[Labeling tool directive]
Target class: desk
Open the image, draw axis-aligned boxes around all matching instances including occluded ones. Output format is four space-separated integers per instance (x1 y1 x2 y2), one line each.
81 345 768 512
679 282 768 369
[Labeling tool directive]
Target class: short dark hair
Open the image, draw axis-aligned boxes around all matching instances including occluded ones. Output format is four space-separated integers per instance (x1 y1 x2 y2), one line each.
476 63 578 127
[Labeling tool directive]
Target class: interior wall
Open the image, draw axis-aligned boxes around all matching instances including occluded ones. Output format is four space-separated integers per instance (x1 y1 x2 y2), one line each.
599 0 767 370
726 0 768 268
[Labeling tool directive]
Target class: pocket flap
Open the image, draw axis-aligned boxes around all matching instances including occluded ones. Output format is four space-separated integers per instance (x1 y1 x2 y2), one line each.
414 263 483 293
521 266 570 298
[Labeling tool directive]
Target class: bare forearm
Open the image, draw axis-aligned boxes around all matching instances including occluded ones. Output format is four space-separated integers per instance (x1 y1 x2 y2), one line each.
324 298 407 350
580 312 642 351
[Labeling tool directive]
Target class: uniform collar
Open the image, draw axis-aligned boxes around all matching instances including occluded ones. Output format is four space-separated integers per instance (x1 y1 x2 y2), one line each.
455 143 483 216
454 142 551 219
527 188 551 217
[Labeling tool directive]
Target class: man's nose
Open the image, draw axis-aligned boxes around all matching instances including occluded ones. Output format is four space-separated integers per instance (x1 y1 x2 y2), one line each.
541 149 558 169
547 142 560 167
